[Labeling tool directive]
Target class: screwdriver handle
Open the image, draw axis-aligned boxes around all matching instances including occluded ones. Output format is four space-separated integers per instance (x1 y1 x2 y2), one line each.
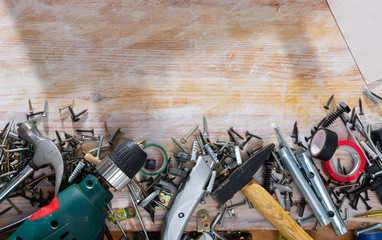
242 179 312 240
85 153 101 165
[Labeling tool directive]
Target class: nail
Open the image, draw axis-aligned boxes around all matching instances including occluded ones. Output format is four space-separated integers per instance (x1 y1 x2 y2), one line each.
229 127 244 140
324 94 334 109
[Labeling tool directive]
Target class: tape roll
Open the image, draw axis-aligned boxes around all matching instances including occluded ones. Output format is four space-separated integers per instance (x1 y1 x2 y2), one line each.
322 140 365 183
357 231 382 240
310 128 338 161
140 143 168 176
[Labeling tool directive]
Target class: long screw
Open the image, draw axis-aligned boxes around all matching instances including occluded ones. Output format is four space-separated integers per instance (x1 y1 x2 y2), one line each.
181 124 199 144
354 224 382 237
106 204 128 239
245 131 262 139
75 129 94 135
127 185 149 240
324 94 334 109
359 98 364 115
171 137 187 152
297 215 316 226
7 198 22 214
229 127 244 140
28 99 33 114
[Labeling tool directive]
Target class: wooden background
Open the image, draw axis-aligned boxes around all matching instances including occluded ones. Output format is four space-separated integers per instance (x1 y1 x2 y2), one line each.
1 0 382 239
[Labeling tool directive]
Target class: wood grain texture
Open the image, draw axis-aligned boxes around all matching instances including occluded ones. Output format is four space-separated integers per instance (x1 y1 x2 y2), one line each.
0 0 381 237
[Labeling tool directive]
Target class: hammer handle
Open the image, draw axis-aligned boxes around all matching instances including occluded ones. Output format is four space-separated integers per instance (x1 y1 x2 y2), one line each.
242 179 312 240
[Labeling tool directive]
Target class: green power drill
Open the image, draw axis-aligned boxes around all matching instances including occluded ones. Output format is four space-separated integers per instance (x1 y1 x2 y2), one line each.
8 140 147 240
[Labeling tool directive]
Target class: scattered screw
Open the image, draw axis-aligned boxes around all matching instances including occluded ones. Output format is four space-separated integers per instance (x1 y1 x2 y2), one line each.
69 106 87 122
322 102 351 127
171 137 187 152
75 129 94 135
229 127 244 140
6 198 22 215
28 99 33 114
359 98 364 115
245 131 262 139
354 224 382 237
324 94 334 109
181 124 199 144
297 215 316 226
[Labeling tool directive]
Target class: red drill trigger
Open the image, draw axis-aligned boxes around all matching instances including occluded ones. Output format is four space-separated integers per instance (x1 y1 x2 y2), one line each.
30 197 60 221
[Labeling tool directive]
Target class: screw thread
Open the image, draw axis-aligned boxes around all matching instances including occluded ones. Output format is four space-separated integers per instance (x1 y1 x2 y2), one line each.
264 163 272 192
207 171 217 193
68 161 85 183
140 190 160 208
363 88 379 104
322 106 348 127
360 141 377 160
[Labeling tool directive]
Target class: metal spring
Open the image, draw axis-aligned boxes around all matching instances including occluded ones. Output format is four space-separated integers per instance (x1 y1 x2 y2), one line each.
140 190 160 208
360 141 377 160
68 161 85 183
206 171 217 193
322 105 348 127
363 88 379 104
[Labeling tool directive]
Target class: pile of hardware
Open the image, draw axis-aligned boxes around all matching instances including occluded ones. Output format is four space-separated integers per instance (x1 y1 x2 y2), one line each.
2 89 382 240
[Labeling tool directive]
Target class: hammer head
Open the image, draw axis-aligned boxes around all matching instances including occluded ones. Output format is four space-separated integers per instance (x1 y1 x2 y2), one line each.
212 143 274 204
18 120 64 196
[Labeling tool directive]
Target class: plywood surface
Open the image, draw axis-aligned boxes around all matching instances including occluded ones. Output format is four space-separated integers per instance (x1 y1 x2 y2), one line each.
0 0 381 237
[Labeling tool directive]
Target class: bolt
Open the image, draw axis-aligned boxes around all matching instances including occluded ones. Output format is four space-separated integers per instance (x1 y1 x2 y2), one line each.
312 221 319 232
297 215 316 226
171 137 187 152
324 94 334 109
229 127 244 140
181 124 199 144
354 224 382 237
75 129 94 135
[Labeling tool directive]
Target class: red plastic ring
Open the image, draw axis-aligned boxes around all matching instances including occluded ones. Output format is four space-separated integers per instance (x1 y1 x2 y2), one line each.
322 140 365 183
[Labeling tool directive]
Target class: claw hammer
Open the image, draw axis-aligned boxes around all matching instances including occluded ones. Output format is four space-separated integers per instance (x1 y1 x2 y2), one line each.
0 120 64 203
212 144 312 240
